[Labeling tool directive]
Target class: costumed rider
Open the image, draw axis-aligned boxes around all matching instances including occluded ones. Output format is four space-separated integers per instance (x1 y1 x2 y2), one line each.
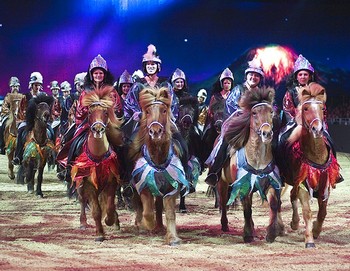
12 72 55 165
0 77 23 154
278 54 343 183
205 59 265 187
197 89 208 132
48 80 62 144
171 68 191 103
123 44 194 190
59 81 74 135
116 70 134 102
56 55 122 182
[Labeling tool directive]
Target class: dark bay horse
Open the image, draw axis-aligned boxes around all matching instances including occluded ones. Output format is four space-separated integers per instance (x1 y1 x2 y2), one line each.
277 83 340 248
218 87 284 243
71 86 124 242
3 93 23 180
129 86 189 245
22 95 54 197
176 96 202 212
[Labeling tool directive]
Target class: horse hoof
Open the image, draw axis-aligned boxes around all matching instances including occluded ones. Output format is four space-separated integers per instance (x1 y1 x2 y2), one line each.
28 190 34 194
95 236 105 242
266 234 276 243
221 226 229 232
8 174 15 180
290 221 299 230
37 194 44 199
179 209 187 214
169 238 181 246
243 236 254 243
305 242 316 249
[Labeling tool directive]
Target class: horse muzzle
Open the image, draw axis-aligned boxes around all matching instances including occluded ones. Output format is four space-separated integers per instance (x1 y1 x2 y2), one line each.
148 121 164 140
91 121 106 139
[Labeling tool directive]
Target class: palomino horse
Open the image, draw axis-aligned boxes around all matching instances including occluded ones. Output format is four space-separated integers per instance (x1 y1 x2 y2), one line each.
218 87 284 243
129 86 189 246
3 93 23 180
176 96 202 213
22 95 54 197
277 83 340 248
71 86 124 242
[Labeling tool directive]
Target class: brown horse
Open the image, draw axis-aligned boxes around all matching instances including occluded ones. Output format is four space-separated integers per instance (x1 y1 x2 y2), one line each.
129 86 189 246
218 87 284 243
3 93 23 180
278 83 340 248
22 95 54 197
71 86 124 242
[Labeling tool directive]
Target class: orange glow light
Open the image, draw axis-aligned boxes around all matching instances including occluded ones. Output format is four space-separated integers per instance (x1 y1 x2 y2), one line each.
254 45 295 85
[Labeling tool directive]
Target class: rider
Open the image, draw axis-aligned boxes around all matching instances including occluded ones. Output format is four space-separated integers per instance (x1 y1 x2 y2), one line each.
205 60 265 187
123 44 179 124
197 89 208 132
48 80 62 143
12 72 54 165
171 68 191 104
279 54 343 183
59 81 74 135
116 70 134 102
0 77 22 154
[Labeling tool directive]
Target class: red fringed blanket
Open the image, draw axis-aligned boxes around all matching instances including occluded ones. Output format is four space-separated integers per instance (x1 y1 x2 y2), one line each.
291 140 340 200
71 142 119 190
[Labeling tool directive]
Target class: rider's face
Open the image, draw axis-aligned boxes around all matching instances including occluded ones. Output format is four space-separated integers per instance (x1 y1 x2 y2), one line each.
222 78 232 91
246 72 261 88
296 70 311 86
92 68 105 83
174 79 184 91
145 61 158 75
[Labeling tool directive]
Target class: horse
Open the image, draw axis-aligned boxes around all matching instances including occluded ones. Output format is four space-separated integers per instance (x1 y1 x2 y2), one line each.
22 94 55 197
129 86 189 246
277 83 340 248
218 87 284 243
70 86 124 242
3 93 23 180
176 95 202 213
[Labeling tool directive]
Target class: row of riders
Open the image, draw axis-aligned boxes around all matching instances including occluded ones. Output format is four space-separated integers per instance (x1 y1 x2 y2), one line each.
0 45 342 247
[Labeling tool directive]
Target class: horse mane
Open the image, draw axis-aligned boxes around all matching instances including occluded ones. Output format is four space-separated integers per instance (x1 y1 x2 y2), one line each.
224 87 275 149
129 86 173 162
81 85 122 127
26 94 54 131
179 95 199 124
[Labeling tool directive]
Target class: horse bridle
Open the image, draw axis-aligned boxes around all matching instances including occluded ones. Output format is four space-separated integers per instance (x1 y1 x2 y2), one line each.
88 102 108 134
251 102 273 137
146 101 167 135
301 100 323 133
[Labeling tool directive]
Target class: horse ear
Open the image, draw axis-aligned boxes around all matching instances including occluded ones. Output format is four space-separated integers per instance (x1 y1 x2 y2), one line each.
301 88 310 97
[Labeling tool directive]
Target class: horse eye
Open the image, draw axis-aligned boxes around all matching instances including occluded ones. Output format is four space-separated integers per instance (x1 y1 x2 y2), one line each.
163 108 167 114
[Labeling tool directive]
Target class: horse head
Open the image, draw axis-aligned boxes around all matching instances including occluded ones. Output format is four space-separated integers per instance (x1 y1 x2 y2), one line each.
88 102 108 139
177 96 199 134
140 86 172 143
211 101 225 134
36 102 51 123
298 83 326 139
250 102 274 144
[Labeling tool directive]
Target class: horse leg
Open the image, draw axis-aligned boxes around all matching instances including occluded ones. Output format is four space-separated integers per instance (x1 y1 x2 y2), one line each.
178 190 187 213
8 151 15 180
116 184 125 210
89 187 105 242
266 187 285 243
77 185 89 230
218 179 229 232
26 161 35 194
242 194 255 243
104 179 120 231
154 196 165 232
298 188 315 248
290 197 300 230
140 190 155 231
164 194 181 246
36 166 44 198
313 197 328 239
132 192 143 230
16 164 25 185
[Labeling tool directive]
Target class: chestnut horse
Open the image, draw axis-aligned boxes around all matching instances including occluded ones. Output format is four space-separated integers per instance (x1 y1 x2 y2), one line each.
3 93 23 180
218 87 284 243
277 83 340 248
129 86 189 246
71 86 124 242
22 95 54 197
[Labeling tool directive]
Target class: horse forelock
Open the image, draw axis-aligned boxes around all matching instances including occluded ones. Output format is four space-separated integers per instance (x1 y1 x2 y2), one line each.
298 82 326 105
82 86 114 109
239 87 275 111
139 86 172 111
